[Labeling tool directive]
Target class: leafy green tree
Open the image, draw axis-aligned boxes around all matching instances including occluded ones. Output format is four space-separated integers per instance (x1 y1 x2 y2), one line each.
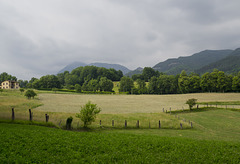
157 75 178 94
136 79 147 94
24 90 37 99
188 75 201 93
0 72 17 83
217 71 228 92
99 77 113 92
200 72 212 92
88 79 99 92
76 101 101 128
178 70 190 93
19 88 25 94
119 76 134 93
75 84 82 93
232 73 240 92
142 67 159 82
32 79 41 89
132 74 144 81
18 80 28 88
186 98 197 110
148 76 159 94
39 75 61 89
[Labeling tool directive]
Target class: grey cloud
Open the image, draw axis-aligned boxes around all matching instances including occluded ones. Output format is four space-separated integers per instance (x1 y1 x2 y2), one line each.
0 0 240 80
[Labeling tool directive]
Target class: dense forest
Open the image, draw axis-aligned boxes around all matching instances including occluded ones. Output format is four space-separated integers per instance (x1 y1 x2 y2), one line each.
1 66 240 94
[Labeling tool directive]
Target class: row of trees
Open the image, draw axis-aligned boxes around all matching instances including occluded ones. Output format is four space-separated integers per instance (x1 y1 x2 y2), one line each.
1 66 119 92
2 66 240 94
120 69 240 94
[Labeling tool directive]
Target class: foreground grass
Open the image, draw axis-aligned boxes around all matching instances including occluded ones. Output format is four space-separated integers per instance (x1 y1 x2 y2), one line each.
0 123 240 163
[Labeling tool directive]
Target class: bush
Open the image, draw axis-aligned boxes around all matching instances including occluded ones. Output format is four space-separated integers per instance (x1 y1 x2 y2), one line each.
19 88 25 94
186 98 197 110
76 101 101 128
66 116 73 130
24 90 37 99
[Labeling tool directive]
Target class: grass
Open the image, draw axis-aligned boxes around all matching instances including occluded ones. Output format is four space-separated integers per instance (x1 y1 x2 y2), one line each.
1 90 240 162
1 123 240 163
36 92 240 113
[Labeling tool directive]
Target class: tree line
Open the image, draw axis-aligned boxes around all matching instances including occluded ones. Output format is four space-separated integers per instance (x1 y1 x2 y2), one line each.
1 66 240 94
1 66 123 92
120 68 240 94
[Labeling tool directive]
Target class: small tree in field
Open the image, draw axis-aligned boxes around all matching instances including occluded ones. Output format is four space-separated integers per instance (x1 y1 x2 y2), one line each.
186 98 197 110
20 88 25 94
76 101 101 128
25 90 37 99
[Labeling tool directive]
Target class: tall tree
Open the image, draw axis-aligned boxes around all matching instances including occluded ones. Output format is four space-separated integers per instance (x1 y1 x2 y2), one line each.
99 77 113 92
142 67 159 82
119 76 134 93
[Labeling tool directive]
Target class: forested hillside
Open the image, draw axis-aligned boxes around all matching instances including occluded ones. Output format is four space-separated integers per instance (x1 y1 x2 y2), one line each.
196 48 240 74
153 49 233 75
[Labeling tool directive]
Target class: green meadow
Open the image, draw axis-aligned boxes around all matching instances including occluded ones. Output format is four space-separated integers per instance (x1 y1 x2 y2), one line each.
0 90 240 163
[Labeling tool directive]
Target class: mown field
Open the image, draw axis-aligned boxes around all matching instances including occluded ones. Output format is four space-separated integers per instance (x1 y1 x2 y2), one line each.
1 90 240 163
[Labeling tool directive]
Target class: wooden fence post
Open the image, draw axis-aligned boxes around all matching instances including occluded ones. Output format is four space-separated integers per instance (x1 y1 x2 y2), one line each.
191 122 193 128
12 108 15 121
100 120 101 126
125 120 127 128
136 120 139 128
180 123 183 129
170 108 171 114
59 120 62 127
159 120 161 129
149 122 151 128
162 108 164 112
29 109 33 121
45 114 49 122
112 120 114 127
197 105 199 109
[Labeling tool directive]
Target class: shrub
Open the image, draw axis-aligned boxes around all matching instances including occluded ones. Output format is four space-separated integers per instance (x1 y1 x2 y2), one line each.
186 98 197 110
24 90 37 99
76 101 101 128
66 116 73 130
19 88 25 94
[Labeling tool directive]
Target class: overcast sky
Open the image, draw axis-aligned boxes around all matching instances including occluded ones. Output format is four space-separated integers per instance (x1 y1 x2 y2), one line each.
0 0 240 80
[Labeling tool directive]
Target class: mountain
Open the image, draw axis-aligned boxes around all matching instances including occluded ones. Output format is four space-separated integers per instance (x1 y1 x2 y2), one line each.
152 49 233 75
58 62 131 75
195 48 240 74
58 62 87 73
125 67 144 77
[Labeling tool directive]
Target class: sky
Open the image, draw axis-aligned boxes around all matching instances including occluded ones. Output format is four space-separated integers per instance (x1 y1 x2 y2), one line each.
0 0 240 80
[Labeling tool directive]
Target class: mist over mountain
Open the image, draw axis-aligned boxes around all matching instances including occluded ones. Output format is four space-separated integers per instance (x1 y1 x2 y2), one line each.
58 62 131 75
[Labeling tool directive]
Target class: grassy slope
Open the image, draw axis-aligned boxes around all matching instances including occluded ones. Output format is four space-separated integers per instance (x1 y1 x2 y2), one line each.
1 123 240 163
